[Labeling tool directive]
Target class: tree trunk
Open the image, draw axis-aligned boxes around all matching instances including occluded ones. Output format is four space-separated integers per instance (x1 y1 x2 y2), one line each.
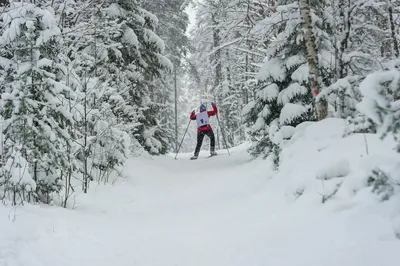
388 0 399 58
174 65 178 152
244 48 249 105
299 0 327 121
64 70 72 208
211 8 223 148
83 73 89 194
243 0 251 105
337 0 351 79
211 12 222 94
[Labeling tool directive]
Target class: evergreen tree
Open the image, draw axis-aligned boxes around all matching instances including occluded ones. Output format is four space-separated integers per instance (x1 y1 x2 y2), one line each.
140 0 190 152
66 0 172 155
243 0 333 163
0 2 74 203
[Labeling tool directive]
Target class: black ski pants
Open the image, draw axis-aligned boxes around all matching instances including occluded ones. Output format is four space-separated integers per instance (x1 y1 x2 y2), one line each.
194 129 215 155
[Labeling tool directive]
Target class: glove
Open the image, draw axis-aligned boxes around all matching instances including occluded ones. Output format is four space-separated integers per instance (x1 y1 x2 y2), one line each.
211 102 216 107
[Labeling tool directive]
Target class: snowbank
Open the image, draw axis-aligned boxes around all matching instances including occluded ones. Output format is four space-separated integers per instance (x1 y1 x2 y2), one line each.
276 118 400 230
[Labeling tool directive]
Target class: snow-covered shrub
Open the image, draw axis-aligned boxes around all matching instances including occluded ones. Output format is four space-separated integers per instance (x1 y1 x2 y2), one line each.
135 99 171 155
346 115 376 134
275 117 400 209
70 78 131 191
319 76 362 119
319 76 377 135
357 66 400 149
357 65 400 201
88 117 131 184
367 168 398 201
0 149 36 205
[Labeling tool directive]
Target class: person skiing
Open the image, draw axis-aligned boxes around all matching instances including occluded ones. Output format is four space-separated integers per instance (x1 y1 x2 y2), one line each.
190 103 218 160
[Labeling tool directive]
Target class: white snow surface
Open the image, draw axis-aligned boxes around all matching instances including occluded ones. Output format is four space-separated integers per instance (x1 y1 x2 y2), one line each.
1 119 400 266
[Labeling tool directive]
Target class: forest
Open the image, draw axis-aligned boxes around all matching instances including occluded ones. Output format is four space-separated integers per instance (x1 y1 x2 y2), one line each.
0 0 399 208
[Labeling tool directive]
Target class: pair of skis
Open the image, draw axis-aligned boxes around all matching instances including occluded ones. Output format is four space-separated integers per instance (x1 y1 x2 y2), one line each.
190 153 218 160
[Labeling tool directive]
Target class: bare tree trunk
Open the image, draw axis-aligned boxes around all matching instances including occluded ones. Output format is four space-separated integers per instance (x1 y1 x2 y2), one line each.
174 65 178 152
225 49 235 146
388 0 399 58
64 70 72 208
244 48 249 104
243 0 251 105
211 8 222 148
83 73 89 194
299 0 327 121
337 0 351 79
211 12 222 94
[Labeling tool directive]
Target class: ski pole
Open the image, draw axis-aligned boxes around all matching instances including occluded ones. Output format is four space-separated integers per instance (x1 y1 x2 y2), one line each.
216 113 231 156
174 119 191 160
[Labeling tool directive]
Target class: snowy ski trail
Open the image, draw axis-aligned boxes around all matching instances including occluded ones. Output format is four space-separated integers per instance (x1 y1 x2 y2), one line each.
1 144 400 266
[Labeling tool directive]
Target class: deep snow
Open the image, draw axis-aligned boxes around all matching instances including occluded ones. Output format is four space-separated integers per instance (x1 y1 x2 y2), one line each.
1 119 400 266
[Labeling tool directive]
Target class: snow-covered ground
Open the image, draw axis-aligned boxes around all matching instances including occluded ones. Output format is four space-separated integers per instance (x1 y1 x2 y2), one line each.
1 118 400 266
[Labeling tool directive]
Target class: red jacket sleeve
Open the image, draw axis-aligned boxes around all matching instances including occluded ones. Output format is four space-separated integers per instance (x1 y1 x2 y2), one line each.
190 112 196 120
207 106 218 116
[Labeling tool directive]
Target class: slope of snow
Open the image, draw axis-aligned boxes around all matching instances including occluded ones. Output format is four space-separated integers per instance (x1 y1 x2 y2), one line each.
1 119 400 266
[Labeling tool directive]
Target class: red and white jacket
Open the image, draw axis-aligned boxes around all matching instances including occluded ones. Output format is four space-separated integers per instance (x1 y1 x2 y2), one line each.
190 106 218 132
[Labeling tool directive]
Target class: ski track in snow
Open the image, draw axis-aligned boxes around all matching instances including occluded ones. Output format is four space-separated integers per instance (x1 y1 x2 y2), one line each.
1 144 400 266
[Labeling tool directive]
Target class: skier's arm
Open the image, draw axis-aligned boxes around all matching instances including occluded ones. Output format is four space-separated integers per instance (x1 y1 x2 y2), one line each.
208 103 218 116
190 111 196 120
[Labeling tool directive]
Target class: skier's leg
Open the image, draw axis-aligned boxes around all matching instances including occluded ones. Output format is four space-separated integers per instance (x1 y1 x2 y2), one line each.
207 130 216 155
194 131 205 156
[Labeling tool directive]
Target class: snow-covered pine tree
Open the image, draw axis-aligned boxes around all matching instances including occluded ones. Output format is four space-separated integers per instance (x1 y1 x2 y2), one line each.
0 2 74 204
65 0 172 156
140 0 190 153
127 4 174 155
243 0 333 164
68 75 131 193
57 1 135 193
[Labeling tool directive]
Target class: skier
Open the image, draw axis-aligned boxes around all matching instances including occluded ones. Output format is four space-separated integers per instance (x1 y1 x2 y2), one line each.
190 103 218 160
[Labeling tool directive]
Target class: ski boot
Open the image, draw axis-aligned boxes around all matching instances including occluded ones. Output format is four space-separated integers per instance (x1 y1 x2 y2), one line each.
210 151 217 157
190 154 198 160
